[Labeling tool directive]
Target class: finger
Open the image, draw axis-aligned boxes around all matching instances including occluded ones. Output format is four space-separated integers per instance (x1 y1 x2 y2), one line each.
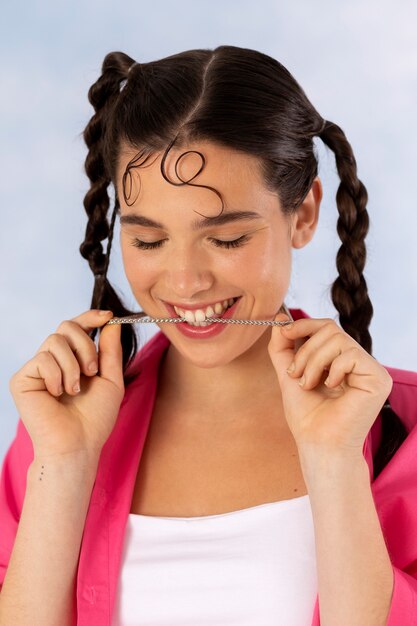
35 333 83 396
288 331 348 388
267 312 301 385
52 319 100 377
97 319 124 392
11 351 64 397
69 309 114 333
281 317 339 339
268 312 295 354
323 347 381 392
281 318 340 363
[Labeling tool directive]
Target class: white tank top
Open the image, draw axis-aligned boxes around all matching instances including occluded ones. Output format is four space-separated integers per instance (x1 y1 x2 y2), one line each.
111 495 317 625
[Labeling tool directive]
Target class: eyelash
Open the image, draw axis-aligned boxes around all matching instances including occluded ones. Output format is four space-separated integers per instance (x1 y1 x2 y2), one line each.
130 235 251 250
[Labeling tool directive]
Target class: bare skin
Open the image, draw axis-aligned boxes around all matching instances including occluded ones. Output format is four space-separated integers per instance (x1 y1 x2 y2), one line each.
116 140 322 516
130 375 309 517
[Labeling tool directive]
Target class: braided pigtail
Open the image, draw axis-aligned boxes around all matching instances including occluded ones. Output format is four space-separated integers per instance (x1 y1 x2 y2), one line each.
319 120 408 478
319 121 373 353
79 52 141 383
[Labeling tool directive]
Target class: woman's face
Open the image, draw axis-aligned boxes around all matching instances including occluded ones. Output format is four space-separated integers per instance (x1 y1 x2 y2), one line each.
116 140 320 369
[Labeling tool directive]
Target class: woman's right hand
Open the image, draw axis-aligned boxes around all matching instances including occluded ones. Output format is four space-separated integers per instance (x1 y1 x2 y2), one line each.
9 309 125 461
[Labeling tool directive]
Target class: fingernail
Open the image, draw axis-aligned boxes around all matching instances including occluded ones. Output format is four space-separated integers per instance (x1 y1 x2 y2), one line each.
88 362 98 373
298 375 305 386
282 322 293 330
286 362 295 373
73 382 80 393
99 310 113 316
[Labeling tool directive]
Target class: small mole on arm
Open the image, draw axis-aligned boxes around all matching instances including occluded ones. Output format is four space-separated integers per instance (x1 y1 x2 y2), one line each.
39 464 44 481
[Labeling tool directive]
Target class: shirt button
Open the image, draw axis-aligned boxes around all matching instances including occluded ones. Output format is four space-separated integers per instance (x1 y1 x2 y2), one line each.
84 585 97 605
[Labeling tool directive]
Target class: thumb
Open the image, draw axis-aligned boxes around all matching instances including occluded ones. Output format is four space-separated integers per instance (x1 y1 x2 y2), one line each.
267 312 296 380
97 320 124 391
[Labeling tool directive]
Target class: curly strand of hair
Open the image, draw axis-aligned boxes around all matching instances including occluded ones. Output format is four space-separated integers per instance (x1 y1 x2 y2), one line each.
122 148 159 206
159 138 225 218
121 135 225 218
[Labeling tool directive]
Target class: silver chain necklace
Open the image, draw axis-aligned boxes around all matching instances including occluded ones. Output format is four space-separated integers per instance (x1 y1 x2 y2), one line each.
106 303 294 327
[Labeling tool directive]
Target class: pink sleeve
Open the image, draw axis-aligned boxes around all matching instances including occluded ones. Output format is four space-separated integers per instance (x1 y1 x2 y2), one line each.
0 419 34 585
386 566 417 625
378 370 417 624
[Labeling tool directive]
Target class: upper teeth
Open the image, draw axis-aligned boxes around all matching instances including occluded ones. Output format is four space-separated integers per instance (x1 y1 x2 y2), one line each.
174 298 235 323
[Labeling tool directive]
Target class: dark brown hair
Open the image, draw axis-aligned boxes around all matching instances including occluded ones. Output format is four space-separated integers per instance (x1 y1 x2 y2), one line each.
80 45 407 479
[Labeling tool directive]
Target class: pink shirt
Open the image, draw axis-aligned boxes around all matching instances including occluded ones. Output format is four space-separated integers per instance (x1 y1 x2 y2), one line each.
1 307 417 625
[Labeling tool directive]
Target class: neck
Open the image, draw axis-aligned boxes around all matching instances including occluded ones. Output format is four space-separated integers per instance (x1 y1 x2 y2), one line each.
157 328 285 429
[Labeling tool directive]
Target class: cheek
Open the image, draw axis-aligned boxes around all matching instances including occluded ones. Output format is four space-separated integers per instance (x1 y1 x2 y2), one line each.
121 243 159 294
244 237 291 293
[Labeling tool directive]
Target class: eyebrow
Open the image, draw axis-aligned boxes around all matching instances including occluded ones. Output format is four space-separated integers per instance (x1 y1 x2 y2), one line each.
119 210 262 231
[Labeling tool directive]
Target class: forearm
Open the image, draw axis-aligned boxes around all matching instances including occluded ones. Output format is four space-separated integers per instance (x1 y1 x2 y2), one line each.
299 447 394 626
0 451 99 626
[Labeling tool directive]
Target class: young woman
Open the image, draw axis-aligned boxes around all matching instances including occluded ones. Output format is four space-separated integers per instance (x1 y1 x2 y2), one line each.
1 46 416 626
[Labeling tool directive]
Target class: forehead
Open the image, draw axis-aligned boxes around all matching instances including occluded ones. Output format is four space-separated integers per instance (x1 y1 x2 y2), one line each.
116 140 278 218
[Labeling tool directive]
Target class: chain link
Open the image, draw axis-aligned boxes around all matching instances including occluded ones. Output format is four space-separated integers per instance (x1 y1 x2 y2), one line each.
107 314 293 327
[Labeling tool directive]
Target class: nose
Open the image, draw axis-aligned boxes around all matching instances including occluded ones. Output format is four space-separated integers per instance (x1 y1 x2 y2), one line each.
163 244 214 299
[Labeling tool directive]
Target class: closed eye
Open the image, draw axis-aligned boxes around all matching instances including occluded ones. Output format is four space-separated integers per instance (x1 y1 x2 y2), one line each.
130 235 251 250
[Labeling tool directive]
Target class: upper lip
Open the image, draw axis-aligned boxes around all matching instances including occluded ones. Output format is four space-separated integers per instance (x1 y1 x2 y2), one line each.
162 297 239 311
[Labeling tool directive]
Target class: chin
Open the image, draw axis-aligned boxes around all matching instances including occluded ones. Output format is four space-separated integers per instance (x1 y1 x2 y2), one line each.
165 330 267 370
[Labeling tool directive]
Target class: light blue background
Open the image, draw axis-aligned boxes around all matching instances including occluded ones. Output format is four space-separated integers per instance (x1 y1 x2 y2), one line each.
1 0 416 460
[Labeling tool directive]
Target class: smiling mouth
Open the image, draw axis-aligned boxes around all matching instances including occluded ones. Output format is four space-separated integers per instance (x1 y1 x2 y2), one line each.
172 297 240 326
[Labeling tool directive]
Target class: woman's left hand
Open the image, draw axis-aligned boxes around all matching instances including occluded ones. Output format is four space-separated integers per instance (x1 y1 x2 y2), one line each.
267 313 393 456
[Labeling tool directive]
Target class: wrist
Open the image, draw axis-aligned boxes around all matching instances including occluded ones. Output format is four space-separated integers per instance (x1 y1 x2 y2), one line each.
30 449 100 480
298 444 368 485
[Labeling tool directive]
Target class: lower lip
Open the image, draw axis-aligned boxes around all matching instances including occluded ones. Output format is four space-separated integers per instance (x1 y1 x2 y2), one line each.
163 298 241 339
